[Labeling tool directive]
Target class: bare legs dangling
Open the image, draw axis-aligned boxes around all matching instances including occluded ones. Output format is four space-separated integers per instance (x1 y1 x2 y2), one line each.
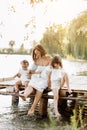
52 89 61 117
28 90 42 116
19 86 42 116
19 85 35 101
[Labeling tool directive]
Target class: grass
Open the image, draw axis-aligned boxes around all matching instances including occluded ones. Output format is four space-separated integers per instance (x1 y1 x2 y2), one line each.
44 107 86 130
76 71 87 76
66 54 76 61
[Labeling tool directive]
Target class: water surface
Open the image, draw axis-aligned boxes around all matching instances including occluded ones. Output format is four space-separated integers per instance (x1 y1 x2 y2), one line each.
0 54 87 130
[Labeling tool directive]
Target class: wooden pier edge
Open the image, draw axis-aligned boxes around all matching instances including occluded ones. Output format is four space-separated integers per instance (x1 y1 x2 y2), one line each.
0 84 87 117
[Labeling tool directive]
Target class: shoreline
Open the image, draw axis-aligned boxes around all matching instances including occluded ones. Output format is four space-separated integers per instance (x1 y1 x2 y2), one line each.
0 53 87 62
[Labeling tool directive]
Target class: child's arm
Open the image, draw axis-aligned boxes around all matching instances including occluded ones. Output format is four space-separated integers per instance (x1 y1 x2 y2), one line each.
13 73 21 78
27 70 41 79
29 70 41 76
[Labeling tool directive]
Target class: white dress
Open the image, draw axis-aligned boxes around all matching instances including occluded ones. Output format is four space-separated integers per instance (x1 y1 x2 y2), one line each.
29 65 51 92
18 69 30 85
51 68 64 90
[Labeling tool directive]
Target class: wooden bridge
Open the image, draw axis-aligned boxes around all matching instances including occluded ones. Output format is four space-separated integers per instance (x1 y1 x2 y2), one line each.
0 83 87 118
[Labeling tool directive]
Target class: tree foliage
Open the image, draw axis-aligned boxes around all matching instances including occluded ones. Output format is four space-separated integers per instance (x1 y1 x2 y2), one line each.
66 11 87 59
29 0 54 5
40 24 65 56
29 0 43 5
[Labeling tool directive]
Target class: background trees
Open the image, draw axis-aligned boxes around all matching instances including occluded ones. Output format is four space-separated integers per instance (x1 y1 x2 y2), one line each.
66 11 87 59
40 11 87 59
0 1 87 59
8 40 15 53
40 24 65 56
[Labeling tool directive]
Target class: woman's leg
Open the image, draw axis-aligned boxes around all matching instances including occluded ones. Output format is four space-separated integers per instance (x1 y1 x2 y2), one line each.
52 88 60 117
28 90 42 115
19 85 35 100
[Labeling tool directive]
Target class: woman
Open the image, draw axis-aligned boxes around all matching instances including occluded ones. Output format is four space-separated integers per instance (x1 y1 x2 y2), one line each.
19 44 51 116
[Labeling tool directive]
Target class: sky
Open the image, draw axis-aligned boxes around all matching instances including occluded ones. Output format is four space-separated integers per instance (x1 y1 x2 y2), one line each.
0 0 87 49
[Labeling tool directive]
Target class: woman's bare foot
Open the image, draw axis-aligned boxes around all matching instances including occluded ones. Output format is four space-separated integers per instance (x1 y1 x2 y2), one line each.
27 109 34 116
19 93 26 101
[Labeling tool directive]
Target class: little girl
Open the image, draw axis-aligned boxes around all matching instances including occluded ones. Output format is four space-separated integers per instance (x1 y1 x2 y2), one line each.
50 56 71 118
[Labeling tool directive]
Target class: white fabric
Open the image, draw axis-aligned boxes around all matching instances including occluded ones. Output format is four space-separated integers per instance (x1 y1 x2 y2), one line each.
29 65 51 92
18 69 30 85
51 68 64 89
30 62 38 71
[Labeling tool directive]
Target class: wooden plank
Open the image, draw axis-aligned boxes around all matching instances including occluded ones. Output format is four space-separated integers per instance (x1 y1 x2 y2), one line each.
0 91 18 96
0 84 87 101
0 84 14 89
0 83 87 93
0 84 25 90
0 84 14 86
0 91 87 101
72 89 87 93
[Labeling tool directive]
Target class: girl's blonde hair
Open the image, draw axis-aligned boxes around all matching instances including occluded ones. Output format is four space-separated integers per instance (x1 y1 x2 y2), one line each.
32 44 47 61
51 55 63 68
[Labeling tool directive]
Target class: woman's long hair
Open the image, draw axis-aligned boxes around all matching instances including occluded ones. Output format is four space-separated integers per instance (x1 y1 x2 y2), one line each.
32 44 47 61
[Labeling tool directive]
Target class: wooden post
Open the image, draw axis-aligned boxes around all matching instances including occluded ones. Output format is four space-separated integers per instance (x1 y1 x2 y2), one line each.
11 85 24 106
12 92 19 106
12 87 19 106
39 95 48 117
84 92 87 98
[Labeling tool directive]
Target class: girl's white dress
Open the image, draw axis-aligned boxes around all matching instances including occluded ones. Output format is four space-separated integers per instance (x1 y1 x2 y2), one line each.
51 68 64 90
29 65 50 92
18 69 30 85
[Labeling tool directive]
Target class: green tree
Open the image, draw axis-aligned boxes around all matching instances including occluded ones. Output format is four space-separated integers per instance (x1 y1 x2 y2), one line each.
29 0 43 5
40 24 65 56
66 11 87 59
8 40 15 53
18 43 27 54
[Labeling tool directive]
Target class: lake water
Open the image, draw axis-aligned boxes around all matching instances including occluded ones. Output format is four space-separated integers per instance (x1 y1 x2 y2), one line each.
0 54 87 130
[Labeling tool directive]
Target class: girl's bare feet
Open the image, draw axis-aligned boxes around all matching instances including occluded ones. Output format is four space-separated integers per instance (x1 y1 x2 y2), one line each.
54 111 61 118
55 113 61 117
19 94 26 101
27 109 34 116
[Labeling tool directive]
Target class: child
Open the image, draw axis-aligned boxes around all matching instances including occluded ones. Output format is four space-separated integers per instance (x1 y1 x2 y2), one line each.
50 56 71 118
14 60 31 92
